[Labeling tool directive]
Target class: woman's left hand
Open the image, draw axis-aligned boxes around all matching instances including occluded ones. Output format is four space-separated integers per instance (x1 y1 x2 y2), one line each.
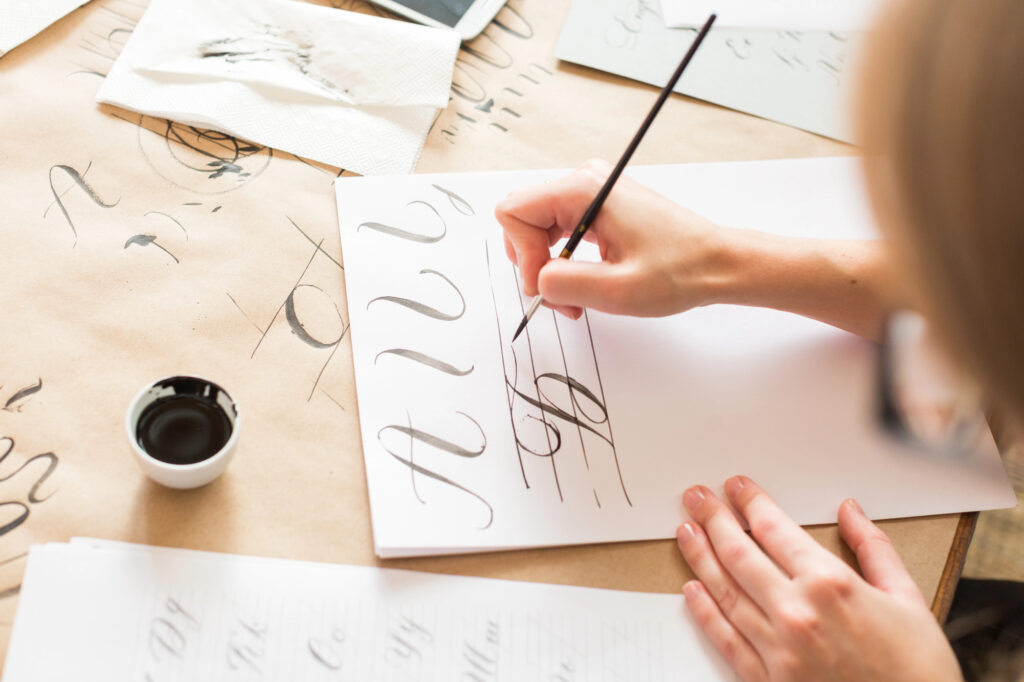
677 476 963 682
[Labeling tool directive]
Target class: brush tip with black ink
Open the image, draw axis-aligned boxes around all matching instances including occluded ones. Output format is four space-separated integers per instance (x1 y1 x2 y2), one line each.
511 294 545 343
511 317 528 343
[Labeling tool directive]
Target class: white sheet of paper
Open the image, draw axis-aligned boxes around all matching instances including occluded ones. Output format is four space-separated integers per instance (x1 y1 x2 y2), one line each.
555 0 861 142
0 0 90 56
660 0 885 31
334 157 1015 558
95 0 460 176
2 540 734 681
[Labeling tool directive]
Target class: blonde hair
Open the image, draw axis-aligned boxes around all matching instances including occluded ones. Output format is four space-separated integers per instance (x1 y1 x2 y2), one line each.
857 0 1024 420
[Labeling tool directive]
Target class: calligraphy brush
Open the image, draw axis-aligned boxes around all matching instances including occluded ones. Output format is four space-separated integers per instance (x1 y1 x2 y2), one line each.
511 13 717 343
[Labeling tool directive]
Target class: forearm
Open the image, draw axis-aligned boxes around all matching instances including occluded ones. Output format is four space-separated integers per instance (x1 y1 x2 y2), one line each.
701 229 899 340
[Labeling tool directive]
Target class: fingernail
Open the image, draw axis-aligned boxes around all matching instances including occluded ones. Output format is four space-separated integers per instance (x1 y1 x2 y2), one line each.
846 498 864 515
724 476 745 499
677 522 696 546
682 580 701 599
683 486 706 511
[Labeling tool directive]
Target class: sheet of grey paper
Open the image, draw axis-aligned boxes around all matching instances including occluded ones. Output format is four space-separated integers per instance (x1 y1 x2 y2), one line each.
554 0 862 142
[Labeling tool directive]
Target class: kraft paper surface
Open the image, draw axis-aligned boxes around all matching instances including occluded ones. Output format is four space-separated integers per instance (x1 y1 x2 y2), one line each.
0 0 960 669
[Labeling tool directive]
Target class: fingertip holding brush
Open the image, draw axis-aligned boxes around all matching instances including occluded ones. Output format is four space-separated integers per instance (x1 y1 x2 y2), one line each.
510 13 717 343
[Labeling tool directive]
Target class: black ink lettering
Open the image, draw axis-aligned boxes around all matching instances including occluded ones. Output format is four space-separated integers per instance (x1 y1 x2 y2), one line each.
357 201 447 243
510 267 562 498
309 640 341 670
462 33 513 69
387 615 434 664
550 658 576 681
285 284 347 349
131 118 272 194
375 349 474 377
309 627 345 670
287 216 343 269
226 617 267 674
3 379 42 412
726 37 754 60
432 184 475 215
367 269 466 321
144 211 189 239
0 453 58 505
165 598 199 630
484 244 526 488
508 378 611 445
817 58 842 86
380 414 485 459
605 1 670 50
149 618 186 661
46 164 120 246
378 414 494 529
462 617 500 681
492 4 534 39
451 60 488 103
0 502 29 537
124 234 180 263
0 437 58 505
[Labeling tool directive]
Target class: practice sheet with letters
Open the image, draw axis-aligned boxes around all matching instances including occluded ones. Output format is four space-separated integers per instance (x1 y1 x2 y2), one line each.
3 540 735 681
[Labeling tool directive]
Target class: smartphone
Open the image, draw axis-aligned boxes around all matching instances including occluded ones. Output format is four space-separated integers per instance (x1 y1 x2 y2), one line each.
367 0 507 40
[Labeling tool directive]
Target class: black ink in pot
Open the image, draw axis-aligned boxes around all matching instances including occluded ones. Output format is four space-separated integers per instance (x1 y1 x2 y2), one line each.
136 394 232 465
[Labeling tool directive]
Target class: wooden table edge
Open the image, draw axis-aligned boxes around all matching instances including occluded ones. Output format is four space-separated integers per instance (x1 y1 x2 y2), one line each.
931 511 978 623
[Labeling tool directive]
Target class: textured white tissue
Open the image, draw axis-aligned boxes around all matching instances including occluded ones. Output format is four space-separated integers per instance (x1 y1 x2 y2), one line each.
0 0 91 56
96 0 460 176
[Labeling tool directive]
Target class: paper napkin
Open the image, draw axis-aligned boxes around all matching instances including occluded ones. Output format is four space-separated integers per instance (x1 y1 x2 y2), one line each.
96 0 460 175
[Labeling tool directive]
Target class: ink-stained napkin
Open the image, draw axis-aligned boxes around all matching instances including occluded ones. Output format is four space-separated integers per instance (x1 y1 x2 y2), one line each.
95 0 460 175
0 0 91 57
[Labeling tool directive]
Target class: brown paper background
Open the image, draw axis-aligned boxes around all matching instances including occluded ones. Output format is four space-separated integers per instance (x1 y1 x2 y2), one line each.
0 0 961 669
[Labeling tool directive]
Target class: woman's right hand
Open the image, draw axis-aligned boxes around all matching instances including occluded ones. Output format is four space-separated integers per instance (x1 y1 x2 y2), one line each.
495 159 897 339
494 159 732 319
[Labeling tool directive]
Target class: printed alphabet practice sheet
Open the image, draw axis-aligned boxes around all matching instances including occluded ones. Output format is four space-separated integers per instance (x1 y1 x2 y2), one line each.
336 158 1015 558
555 0 863 142
3 540 734 681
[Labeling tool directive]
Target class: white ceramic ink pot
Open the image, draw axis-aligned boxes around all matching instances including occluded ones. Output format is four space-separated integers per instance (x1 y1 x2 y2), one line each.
125 375 241 489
